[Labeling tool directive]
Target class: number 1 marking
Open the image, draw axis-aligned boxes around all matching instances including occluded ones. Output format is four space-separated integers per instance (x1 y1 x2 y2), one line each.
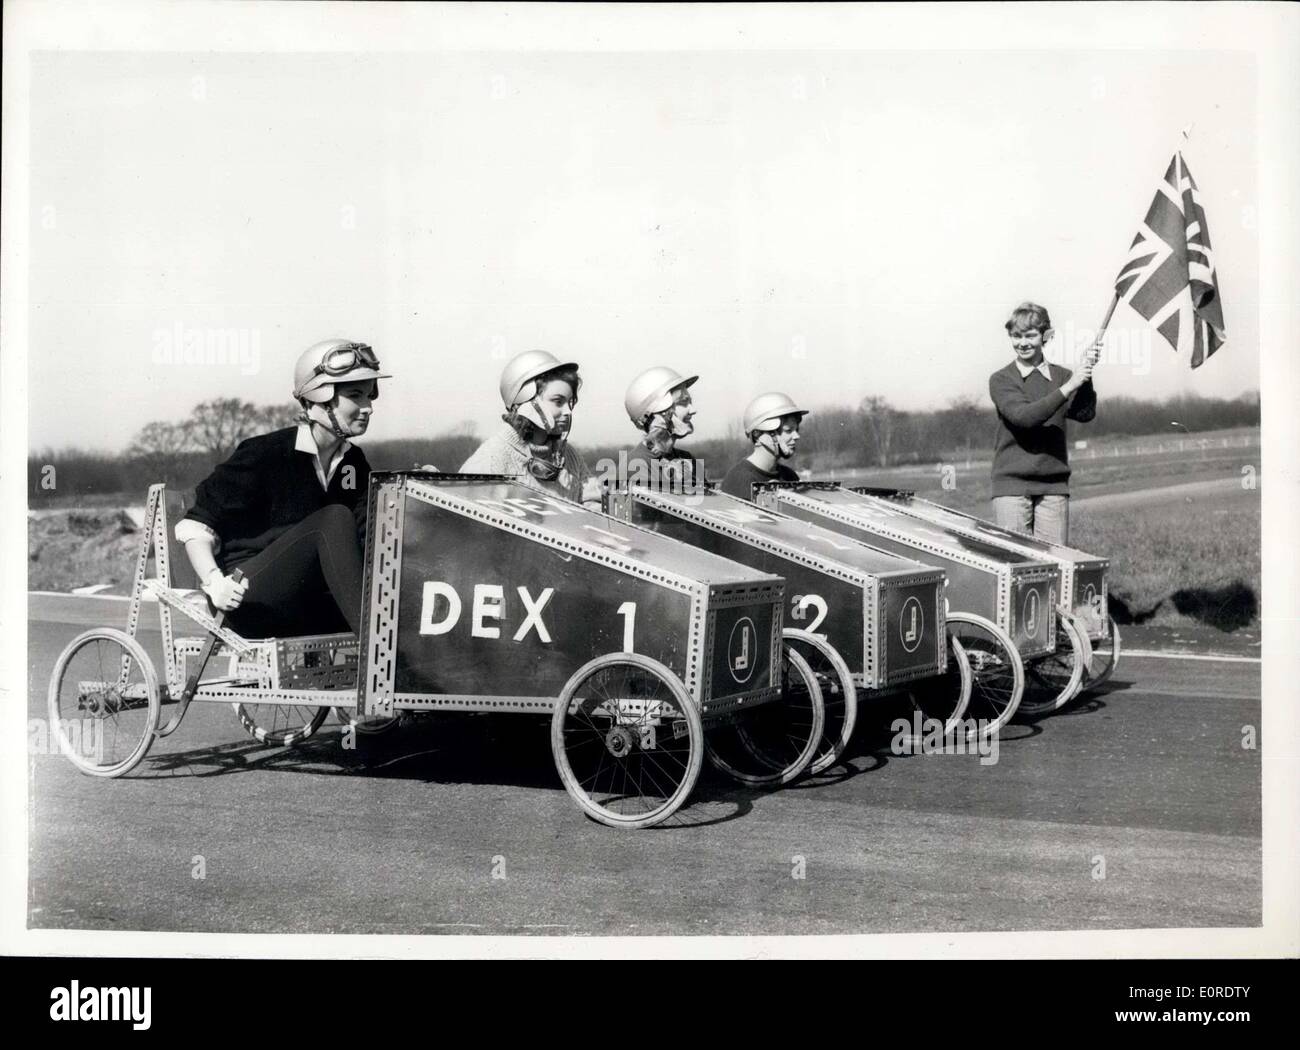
617 602 637 652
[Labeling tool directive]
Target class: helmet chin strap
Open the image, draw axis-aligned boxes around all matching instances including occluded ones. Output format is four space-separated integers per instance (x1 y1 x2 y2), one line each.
761 431 795 460
302 402 350 440
643 426 675 458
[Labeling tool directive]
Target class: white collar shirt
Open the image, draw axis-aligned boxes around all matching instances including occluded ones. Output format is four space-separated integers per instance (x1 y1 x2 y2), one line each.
1014 358 1054 382
295 422 352 491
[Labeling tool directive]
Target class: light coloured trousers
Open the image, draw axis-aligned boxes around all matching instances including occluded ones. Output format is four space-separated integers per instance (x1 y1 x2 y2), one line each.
991 494 1069 545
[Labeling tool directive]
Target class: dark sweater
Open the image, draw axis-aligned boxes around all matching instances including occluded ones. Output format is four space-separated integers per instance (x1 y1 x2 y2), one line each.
182 427 372 571
720 458 800 502
988 361 1096 497
624 443 704 491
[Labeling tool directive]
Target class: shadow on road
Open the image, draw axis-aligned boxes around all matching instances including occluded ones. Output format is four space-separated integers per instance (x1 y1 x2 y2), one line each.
139 712 759 828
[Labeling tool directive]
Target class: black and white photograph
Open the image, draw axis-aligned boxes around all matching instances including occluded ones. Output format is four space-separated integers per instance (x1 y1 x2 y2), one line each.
2 1 1297 968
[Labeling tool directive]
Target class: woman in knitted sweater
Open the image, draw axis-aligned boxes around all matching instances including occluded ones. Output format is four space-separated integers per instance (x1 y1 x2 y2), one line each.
460 350 600 507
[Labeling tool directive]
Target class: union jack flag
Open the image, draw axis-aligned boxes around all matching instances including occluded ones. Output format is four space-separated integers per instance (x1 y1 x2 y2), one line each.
1114 151 1226 368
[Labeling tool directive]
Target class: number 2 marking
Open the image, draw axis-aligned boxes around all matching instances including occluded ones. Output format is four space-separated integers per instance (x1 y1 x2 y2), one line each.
794 594 828 636
617 602 637 652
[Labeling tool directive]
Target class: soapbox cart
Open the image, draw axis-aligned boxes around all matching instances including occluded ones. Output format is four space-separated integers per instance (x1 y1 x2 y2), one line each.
756 482 1086 725
47 474 829 829
852 487 1121 703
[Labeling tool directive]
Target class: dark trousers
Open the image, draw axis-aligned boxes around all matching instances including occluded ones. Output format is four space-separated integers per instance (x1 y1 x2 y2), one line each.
226 505 364 639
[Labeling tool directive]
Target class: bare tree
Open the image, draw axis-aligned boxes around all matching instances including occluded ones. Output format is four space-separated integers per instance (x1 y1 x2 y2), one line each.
127 421 195 485
724 417 747 446
188 398 265 459
250 402 302 433
860 395 897 467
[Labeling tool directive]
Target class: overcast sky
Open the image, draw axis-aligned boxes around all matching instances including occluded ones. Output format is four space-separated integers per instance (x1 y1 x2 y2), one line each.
26 44 1259 453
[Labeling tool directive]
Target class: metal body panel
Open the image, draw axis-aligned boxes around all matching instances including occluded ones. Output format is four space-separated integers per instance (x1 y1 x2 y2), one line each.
611 486 946 689
757 483 1059 658
865 492 1111 640
357 473 784 719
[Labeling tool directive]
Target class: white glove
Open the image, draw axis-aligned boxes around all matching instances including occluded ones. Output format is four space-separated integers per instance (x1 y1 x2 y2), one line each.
581 476 605 507
202 571 248 612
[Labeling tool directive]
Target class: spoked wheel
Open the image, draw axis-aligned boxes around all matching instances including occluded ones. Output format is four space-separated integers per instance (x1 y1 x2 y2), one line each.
900 633 974 742
552 652 703 829
945 612 1024 739
781 628 857 775
47 628 160 777
234 702 329 746
1085 617 1121 691
332 707 401 736
1019 609 1090 717
706 641 825 786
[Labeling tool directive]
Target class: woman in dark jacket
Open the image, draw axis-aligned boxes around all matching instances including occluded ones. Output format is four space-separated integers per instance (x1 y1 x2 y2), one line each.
175 339 390 638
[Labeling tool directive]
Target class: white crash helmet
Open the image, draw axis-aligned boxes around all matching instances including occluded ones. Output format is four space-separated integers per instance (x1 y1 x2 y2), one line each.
293 339 390 404
624 366 699 428
743 391 809 434
499 350 580 410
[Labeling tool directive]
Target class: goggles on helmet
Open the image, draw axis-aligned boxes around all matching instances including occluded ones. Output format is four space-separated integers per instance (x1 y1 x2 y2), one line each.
308 342 381 381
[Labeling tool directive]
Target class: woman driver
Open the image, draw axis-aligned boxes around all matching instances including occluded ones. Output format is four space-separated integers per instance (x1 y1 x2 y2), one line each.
460 350 601 507
622 365 702 491
174 339 390 638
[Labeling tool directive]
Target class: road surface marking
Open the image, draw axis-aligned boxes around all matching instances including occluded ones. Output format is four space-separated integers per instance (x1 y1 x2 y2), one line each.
1122 649 1260 664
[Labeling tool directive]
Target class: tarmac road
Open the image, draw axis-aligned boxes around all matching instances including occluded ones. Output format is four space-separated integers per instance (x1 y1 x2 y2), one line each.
26 599 1261 936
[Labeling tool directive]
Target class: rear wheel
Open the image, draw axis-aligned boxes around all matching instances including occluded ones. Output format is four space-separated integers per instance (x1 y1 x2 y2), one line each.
945 612 1024 739
47 628 160 777
1019 610 1089 716
332 707 401 735
706 640 825 786
552 653 703 829
781 628 857 775
234 702 329 746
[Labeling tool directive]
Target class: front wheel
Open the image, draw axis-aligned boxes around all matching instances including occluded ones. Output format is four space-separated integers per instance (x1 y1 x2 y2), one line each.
945 612 1024 739
552 652 703 829
1019 609 1090 716
47 628 160 777
781 628 857 775
900 633 974 742
1085 617 1121 690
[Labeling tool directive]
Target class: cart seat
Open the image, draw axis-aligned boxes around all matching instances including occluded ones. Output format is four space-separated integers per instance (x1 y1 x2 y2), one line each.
162 488 201 591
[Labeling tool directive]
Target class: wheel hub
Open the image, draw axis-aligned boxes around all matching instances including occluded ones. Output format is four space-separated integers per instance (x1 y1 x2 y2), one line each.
605 725 637 758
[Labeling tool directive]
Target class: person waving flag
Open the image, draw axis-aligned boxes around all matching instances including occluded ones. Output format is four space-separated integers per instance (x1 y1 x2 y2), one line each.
1113 148 1227 368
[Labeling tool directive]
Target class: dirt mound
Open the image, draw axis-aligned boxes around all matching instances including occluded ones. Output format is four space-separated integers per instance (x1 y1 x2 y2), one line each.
29 509 143 592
